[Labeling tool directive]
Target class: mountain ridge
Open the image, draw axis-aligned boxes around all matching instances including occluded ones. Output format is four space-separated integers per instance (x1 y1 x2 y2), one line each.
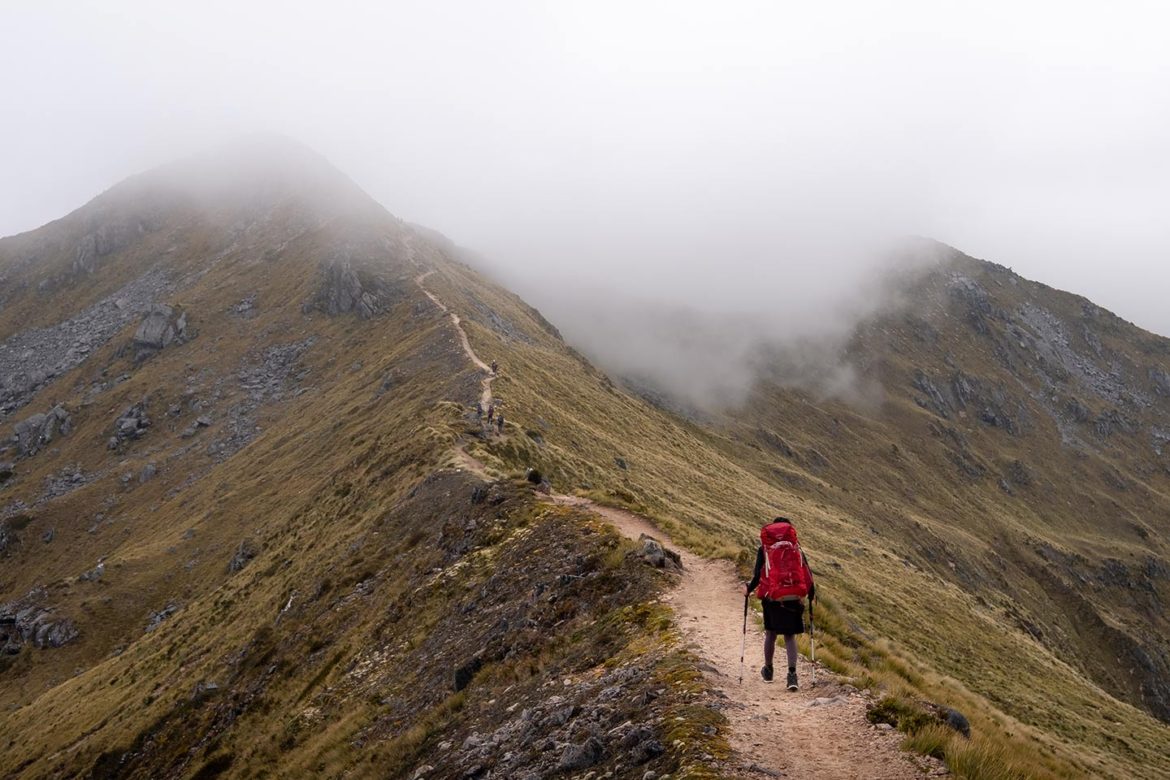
2 144 1168 779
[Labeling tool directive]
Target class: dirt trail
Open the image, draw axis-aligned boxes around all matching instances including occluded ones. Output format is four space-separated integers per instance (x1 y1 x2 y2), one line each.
417 274 940 779
416 270 494 409
552 497 937 779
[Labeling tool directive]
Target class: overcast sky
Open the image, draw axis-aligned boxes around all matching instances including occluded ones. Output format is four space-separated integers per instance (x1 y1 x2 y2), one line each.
2 2 1168 338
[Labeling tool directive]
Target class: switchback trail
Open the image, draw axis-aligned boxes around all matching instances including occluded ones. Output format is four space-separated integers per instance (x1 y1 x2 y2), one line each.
416 272 942 779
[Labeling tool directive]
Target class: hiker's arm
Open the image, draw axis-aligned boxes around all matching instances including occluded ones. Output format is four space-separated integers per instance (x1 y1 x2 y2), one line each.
743 547 764 595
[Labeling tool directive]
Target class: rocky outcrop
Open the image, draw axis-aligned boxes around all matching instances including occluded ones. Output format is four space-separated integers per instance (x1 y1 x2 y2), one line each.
947 274 997 334
111 402 151 444
73 218 150 275
304 244 407 319
133 304 191 359
306 261 384 318
145 603 179 633
11 405 71 457
1150 367 1170 398
0 601 79 650
228 540 258 573
913 369 1027 434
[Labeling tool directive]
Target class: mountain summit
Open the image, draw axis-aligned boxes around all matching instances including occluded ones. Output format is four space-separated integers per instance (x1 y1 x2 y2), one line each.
2 144 1168 779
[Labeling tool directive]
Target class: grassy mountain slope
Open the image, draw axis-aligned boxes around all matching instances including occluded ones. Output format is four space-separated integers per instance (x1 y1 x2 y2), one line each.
422 249 1170 777
0 143 725 779
2 143 1167 778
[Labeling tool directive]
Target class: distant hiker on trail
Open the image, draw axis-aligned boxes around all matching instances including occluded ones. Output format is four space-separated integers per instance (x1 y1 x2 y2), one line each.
475 401 483 419
486 404 495 424
496 413 505 434
490 360 498 374
742 517 815 691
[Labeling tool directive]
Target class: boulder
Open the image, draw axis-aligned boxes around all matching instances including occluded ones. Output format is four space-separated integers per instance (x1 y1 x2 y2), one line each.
557 736 603 771
942 707 971 738
0 462 13 482
637 534 682 569
113 403 151 442
133 304 191 357
12 405 71 457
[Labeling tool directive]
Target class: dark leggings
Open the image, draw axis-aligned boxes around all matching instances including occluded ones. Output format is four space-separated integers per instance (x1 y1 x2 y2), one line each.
764 631 798 670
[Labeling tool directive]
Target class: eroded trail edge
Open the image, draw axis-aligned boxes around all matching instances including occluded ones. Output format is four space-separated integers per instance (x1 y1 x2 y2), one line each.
416 273 940 779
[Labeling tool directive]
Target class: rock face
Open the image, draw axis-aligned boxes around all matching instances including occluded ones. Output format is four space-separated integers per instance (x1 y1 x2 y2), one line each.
11 405 71 457
133 304 190 358
0 601 79 650
304 244 407 319
73 216 156 275
112 402 151 444
307 261 385 318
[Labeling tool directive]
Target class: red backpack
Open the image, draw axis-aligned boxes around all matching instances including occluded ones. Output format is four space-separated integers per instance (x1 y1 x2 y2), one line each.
756 521 811 601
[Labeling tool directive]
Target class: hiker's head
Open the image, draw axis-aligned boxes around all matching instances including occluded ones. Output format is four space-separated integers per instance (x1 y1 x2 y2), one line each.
771 516 793 526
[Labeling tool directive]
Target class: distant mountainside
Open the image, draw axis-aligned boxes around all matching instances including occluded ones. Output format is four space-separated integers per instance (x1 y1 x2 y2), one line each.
1 141 1167 779
720 246 1170 718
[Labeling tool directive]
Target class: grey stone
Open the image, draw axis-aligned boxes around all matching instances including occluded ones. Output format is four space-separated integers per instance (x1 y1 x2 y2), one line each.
637 534 681 569
12 406 72 457
943 707 971 738
79 562 105 582
1152 368 1170 397
0 462 12 481
558 736 603 771
145 603 179 632
113 403 151 442
134 304 176 349
228 539 258 573
139 462 158 483
132 304 192 358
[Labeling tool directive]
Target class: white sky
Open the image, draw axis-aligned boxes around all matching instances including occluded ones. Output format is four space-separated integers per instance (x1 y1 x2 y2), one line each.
2 1 1168 335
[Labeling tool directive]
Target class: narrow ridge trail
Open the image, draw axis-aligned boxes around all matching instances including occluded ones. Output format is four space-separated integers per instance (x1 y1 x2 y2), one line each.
416 270 495 409
415 273 942 779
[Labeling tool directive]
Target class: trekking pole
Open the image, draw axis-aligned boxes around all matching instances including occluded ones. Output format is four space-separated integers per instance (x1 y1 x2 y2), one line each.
739 593 749 684
809 595 817 687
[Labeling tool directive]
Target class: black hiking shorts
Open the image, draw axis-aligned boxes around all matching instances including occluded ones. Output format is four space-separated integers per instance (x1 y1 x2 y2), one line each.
762 598 805 635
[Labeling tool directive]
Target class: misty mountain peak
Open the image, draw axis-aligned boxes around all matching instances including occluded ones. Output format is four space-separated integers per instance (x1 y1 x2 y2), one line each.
110 134 384 221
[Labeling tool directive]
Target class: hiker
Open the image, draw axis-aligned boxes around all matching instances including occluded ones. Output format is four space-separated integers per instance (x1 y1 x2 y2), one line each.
742 516 815 691
496 413 505 434
475 401 483 419
490 360 498 374
486 404 495 424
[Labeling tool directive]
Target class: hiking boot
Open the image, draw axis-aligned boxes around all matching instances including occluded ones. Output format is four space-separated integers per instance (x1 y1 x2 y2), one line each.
786 670 799 691
760 665 774 682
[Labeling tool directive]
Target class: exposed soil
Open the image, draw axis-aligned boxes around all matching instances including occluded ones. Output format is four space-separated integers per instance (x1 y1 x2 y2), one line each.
418 270 945 779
